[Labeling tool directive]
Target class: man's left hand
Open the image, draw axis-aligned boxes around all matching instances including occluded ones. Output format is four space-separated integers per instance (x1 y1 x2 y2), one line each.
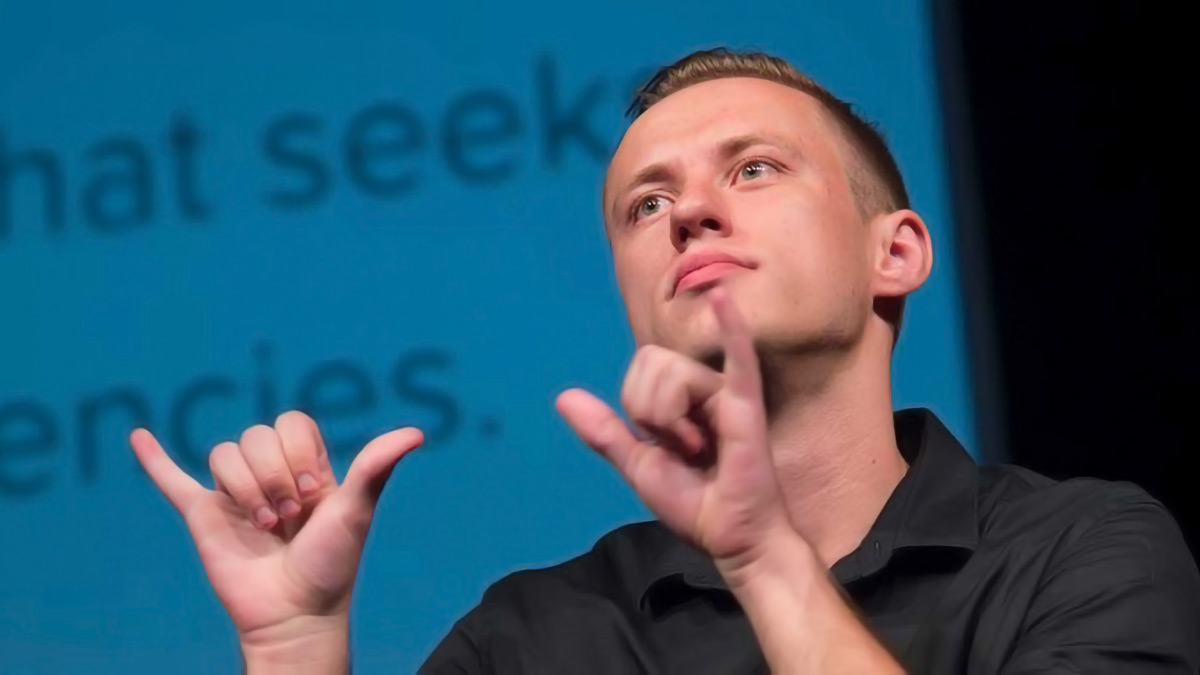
556 286 798 580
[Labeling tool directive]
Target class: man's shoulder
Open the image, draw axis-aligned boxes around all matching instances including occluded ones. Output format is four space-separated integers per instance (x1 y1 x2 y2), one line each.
475 519 670 614
976 462 1178 552
979 461 1159 510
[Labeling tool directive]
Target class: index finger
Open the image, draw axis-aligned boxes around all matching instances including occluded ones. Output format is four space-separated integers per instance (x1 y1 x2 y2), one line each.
129 428 207 513
709 286 763 400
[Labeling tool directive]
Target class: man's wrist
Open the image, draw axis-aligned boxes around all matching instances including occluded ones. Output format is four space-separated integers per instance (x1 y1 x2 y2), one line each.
241 614 351 675
715 531 904 674
714 525 822 595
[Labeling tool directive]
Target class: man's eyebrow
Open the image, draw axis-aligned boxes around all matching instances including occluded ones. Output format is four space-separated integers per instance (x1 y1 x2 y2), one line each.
715 133 802 162
608 133 801 220
609 163 674 220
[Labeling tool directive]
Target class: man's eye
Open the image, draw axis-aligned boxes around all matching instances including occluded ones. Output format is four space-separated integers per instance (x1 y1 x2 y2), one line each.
633 195 666 221
738 160 775 181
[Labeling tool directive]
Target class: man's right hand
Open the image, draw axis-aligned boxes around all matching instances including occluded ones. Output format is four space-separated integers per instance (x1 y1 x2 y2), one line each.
129 412 424 670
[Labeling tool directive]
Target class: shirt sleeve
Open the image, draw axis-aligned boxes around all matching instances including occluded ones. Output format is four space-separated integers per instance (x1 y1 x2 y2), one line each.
1001 490 1200 674
418 607 488 675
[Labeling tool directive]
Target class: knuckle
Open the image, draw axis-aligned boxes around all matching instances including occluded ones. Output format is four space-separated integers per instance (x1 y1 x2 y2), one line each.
661 362 688 390
239 495 272 516
208 441 239 468
670 417 693 435
275 411 325 468
632 345 662 374
254 466 290 486
274 409 316 433
258 477 294 499
284 448 317 474
281 432 317 459
629 406 655 428
649 350 686 382
620 387 636 412
623 391 648 420
642 344 666 357
240 424 276 446
638 344 666 364
620 373 641 408
227 479 263 504
650 405 678 427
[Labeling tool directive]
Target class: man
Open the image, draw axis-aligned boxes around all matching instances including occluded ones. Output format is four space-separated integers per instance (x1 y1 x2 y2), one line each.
130 48 1200 673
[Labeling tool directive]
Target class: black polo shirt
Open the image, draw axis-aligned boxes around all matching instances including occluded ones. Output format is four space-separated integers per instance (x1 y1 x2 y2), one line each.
420 409 1200 674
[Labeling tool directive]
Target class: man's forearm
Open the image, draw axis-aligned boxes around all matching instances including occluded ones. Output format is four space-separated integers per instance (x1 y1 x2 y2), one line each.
720 534 905 675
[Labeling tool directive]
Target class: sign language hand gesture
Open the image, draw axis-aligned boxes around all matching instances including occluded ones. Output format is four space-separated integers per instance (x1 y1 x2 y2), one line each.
557 287 792 576
129 412 423 647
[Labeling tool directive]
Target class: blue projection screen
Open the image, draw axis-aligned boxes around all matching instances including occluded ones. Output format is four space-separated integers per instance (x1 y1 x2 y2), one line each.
0 2 974 672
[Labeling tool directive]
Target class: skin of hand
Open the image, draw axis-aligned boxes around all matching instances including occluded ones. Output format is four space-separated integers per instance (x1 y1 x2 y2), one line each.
129 412 424 647
557 286 796 580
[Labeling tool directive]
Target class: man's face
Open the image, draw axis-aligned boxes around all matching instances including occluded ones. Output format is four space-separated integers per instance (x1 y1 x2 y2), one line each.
604 77 876 365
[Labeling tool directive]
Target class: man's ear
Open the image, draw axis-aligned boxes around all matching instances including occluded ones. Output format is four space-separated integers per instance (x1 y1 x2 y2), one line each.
870 209 932 298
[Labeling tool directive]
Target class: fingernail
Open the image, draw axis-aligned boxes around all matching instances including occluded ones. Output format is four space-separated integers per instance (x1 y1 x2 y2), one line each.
255 506 277 528
297 473 319 495
279 499 301 518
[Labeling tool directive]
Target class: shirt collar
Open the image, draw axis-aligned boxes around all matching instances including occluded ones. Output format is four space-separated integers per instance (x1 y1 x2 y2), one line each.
637 408 980 615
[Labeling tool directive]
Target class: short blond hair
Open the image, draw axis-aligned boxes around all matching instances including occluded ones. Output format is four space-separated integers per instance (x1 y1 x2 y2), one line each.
627 47 909 221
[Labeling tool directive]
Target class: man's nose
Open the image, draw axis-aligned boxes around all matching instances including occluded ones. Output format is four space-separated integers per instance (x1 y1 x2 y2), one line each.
669 184 730 249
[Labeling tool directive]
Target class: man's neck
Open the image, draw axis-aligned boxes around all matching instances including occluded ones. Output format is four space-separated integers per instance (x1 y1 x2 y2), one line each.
760 340 909 569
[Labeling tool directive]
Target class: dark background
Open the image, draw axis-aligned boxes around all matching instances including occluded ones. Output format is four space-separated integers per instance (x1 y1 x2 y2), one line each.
935 2 1196 554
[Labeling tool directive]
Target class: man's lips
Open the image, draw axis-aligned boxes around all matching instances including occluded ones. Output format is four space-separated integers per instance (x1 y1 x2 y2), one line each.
675 262 750 294
671 252 756 297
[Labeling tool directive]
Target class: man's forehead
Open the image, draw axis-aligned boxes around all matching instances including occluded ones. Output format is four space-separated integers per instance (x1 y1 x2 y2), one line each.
603 79 830 213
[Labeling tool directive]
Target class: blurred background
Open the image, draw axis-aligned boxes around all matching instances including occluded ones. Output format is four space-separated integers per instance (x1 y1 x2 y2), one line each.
0 1 1191 672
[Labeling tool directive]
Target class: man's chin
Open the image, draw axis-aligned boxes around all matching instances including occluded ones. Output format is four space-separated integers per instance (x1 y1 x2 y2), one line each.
665 336 726 372
695 345 726 373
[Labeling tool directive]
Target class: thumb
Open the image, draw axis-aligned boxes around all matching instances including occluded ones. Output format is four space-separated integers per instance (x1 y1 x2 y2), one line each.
338 427 425 510
556 388 646 479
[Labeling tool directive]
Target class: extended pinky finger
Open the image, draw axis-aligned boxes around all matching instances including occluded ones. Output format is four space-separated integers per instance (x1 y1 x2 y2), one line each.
129 429 206 513
556 388 646 476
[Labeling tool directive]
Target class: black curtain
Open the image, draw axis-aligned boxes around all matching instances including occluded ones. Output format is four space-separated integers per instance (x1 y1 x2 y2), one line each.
933 2 1196 553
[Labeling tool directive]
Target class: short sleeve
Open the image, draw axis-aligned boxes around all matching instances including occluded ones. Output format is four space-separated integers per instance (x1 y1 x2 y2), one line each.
1001 491 1200 674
